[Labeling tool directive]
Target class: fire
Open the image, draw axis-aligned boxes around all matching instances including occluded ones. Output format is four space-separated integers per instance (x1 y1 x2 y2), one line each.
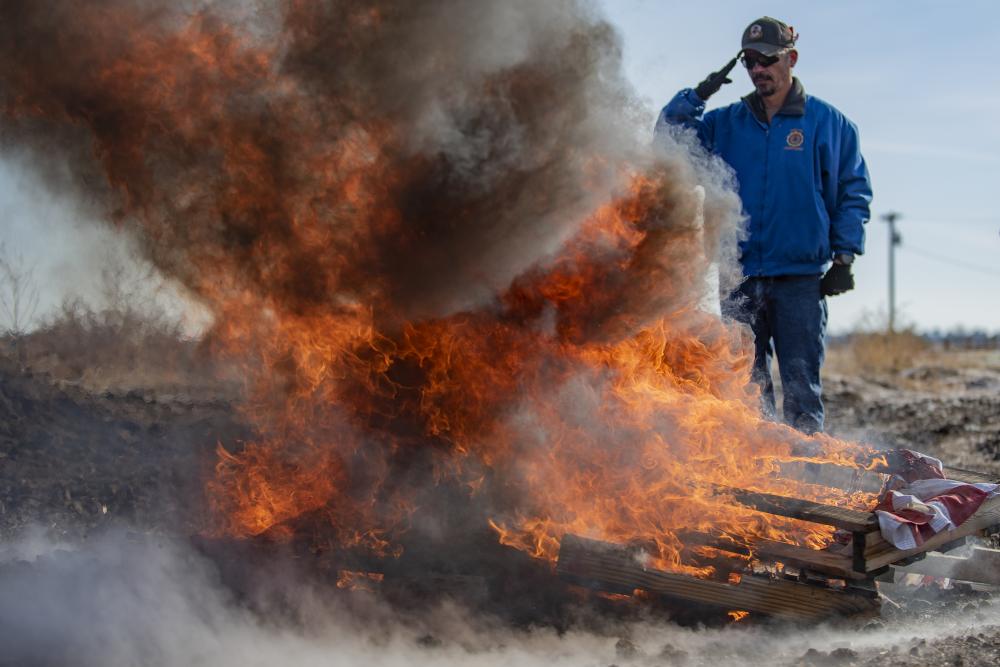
0 1 884 579
596 592 633 602
199 172 880 576
727 610 750 622
336 570 385 591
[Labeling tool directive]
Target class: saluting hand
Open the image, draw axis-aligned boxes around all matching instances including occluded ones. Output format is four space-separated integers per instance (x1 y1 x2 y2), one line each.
694 55 740 102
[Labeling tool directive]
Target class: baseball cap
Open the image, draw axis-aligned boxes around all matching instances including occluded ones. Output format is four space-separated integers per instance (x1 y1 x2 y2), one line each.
741 17 796 56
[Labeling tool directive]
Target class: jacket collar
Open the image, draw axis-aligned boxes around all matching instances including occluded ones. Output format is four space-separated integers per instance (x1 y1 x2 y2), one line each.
742 77 805 123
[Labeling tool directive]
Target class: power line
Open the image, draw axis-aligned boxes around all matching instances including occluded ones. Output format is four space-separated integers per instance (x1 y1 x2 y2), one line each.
900 244 1000 278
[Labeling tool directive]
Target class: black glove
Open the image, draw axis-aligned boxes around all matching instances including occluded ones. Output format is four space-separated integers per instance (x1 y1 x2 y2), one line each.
820 263 855 296
694 56 739 102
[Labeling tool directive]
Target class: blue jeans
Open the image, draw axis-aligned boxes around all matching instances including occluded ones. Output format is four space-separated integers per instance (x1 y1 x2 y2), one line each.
722 275 828 434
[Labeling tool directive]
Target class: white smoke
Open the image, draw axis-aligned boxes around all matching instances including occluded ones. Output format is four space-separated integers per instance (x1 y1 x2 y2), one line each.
1 528 997 667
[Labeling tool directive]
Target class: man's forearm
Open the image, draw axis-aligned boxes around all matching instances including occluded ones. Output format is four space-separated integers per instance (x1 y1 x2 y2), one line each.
654 89 714 150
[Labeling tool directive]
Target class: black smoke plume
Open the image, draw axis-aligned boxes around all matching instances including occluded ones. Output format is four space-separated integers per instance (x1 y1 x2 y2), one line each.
0 0 741 330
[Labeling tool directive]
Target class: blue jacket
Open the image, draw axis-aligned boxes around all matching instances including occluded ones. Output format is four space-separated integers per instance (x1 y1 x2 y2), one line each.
655 79 872 277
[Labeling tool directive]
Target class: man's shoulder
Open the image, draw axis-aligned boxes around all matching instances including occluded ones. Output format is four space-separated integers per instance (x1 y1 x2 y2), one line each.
804 94 855 125
804 93 840 113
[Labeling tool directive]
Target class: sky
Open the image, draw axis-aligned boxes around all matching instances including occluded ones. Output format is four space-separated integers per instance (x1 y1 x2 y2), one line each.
597 0 1000 333
1 1 998 334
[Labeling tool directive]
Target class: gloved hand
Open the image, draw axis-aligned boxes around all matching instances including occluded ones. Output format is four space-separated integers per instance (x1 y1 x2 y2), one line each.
694 56 739 102
820 263 855 296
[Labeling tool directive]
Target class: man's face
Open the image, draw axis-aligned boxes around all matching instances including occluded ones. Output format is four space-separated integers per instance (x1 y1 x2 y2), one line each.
742 49 796 97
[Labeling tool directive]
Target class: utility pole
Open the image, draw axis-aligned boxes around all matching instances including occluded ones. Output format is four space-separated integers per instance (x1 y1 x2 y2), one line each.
881 212 902 333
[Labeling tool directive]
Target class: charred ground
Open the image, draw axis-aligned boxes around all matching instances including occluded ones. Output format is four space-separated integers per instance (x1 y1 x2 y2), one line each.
3 331 1000 666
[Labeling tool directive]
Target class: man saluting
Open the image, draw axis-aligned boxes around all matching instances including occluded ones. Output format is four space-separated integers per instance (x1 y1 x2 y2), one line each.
656 17 873 434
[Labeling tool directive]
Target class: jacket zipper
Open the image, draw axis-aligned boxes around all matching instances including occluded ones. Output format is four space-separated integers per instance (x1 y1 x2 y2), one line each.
758 122 769 276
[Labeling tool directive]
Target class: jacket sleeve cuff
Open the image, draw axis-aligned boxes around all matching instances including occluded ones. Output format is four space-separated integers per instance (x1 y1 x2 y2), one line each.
683 88 707 109
831 243 864 256
658 88 707 125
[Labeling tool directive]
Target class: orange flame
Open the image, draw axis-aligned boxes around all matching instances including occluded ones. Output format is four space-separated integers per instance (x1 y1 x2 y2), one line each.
200 173 881 576
0 3 885 579
336 570 384 591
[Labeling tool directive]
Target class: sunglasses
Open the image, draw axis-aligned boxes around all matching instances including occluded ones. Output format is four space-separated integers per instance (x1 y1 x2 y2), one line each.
740 52 781 69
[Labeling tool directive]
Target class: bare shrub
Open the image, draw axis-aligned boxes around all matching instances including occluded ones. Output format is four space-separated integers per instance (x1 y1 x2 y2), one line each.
825 309 931 378
831 329 930 377
0 241 40 338
14 254 226 396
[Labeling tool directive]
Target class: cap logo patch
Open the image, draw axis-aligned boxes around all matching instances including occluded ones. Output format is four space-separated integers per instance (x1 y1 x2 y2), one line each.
785 128 804 150
749 24 763 39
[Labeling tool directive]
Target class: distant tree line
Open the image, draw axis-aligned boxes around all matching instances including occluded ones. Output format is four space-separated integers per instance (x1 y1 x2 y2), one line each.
828 329 1000 350
922 329 1000 350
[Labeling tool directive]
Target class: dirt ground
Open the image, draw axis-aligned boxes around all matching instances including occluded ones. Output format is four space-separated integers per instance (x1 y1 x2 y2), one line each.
2 342 1000 666
824 346 1000 476
0 354 247 541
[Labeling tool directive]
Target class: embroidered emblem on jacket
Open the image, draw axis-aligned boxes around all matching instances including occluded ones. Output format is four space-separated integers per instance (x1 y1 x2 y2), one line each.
785 128 804 150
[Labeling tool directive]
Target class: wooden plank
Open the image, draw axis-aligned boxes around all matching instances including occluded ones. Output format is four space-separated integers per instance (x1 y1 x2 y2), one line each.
942 466 999 485
871 451 999 485
717 485 878 533
776 461 885 494
750 539 865 580
708 534 864 580
863 494 1000 572
893 547 1000 586
786 460 999 494
557 534 879 621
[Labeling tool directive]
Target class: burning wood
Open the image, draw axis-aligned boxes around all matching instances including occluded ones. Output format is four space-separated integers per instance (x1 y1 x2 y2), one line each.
4 0 1000 627
0 0 897 577
556 534 880 622
550 458 1000 620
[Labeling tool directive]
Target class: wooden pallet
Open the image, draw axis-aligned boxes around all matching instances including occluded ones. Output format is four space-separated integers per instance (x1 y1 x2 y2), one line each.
891 546 1000 586
556 460 1000 619
718 473 1000 578
557 534 880 621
